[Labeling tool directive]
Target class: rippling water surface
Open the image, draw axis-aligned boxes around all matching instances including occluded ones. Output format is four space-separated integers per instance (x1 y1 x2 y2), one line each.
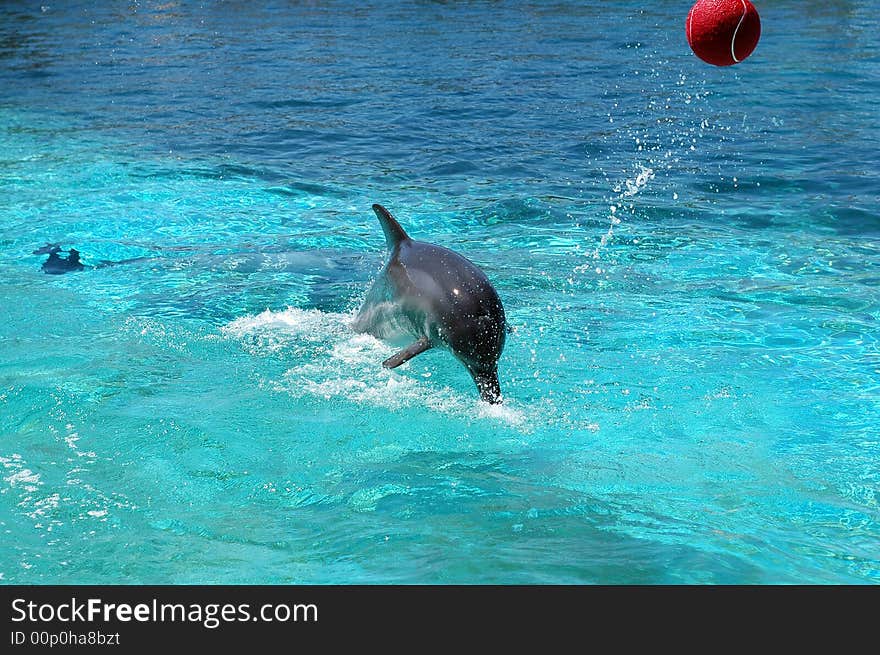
1 1 878 583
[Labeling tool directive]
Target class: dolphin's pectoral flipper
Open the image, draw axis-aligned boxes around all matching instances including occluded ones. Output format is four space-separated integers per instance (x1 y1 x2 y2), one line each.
382 337 432 369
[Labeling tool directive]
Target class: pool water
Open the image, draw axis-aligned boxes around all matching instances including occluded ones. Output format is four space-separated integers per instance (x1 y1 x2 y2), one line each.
1 1 878 583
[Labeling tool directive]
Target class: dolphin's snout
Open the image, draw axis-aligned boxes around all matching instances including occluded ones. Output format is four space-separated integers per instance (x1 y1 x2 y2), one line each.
473 369 502 404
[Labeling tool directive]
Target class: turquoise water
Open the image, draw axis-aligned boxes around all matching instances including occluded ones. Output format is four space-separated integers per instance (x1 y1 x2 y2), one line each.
1 1 878 583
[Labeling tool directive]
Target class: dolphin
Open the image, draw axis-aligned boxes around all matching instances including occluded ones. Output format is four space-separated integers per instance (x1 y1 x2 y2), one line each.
353 204 507 403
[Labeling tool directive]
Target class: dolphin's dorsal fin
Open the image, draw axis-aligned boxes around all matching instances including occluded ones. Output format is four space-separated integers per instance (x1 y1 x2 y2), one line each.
372 204 410 251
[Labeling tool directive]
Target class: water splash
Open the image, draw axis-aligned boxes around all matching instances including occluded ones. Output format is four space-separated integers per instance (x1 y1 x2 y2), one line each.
577 165 654 272
222 307 528 427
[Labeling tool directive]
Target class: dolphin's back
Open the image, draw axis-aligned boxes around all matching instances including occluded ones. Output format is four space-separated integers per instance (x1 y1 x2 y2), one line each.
389 240 506 366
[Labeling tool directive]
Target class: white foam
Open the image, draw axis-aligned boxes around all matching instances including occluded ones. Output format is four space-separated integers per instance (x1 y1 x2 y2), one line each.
223 307 353 340
27 492 60 521
0 454 42 493
223 307 531 426
475 400 528 426
4 467 42 492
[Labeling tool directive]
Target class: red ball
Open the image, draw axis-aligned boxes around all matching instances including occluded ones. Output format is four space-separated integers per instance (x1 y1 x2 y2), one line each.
686 0 761 67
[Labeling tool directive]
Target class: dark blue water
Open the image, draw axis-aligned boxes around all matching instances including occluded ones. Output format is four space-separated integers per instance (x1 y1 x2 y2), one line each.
1 1 878 583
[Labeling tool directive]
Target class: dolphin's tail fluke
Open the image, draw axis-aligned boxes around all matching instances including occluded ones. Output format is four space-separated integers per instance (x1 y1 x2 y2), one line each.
372 204 410 251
